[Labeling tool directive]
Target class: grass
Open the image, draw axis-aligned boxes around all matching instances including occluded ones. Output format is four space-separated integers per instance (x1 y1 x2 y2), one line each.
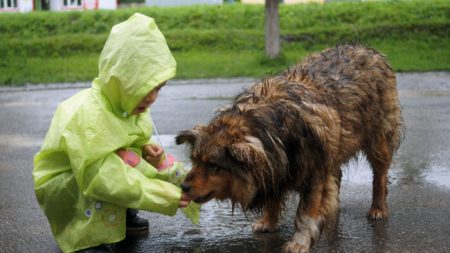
0 55 99 85
372 37 450 72
175 50 298 79
3 37 448 86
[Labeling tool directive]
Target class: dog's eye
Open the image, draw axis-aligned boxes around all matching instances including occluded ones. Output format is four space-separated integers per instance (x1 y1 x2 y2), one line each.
207 163 219 173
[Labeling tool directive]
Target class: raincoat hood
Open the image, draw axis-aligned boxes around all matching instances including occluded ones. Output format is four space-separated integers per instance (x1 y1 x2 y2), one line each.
96 13 176 117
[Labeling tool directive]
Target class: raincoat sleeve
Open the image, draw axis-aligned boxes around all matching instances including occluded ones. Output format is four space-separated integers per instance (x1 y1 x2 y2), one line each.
81 153 181 216
135 147 201 224
152 161 201 225
60 124 182 216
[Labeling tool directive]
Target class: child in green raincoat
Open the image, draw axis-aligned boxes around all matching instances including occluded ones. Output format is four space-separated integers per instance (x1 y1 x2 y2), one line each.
33 13 198 253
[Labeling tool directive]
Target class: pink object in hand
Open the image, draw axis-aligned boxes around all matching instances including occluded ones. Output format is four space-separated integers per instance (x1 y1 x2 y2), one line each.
117 149 140 167
158 153 176 170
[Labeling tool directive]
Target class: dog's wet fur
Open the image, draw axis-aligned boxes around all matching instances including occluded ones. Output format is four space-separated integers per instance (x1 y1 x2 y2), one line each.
176 45 404 253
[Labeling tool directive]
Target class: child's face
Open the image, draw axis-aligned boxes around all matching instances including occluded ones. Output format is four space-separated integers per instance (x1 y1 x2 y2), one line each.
131 82 166 115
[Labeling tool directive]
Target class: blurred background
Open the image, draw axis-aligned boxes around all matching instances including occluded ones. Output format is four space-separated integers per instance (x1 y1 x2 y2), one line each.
0 0 448 86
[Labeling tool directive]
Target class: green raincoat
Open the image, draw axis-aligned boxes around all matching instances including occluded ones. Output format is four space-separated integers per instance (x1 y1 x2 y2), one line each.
33 13 196 252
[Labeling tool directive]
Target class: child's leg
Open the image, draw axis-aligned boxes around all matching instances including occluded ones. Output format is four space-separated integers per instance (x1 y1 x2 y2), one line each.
76 244 112 253
126 208 149 233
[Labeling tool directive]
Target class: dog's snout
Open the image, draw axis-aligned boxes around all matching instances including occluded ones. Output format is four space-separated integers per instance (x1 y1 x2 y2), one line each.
181 182 191 193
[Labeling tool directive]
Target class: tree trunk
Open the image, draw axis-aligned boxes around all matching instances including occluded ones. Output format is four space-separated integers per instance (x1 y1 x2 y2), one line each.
265 0 280 59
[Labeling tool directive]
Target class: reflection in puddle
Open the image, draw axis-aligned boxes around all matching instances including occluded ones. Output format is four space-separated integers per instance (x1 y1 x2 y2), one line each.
341 154 372 184
396 147 450 189
421 165 450 189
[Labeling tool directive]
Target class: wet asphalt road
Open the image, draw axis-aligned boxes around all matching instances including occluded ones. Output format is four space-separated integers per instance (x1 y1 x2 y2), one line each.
0 72 449 253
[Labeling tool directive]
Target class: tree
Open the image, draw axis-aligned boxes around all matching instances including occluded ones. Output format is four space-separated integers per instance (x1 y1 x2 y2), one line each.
265 0 281 59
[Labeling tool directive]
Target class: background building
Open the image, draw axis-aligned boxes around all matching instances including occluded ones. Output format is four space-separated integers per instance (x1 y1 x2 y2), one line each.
0 0 117 12
241 0 325 4
145 0 222 7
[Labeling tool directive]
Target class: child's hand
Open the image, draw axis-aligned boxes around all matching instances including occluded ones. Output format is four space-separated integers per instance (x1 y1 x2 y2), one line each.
179 193 192 208
142 143 164 168
157 153 176 171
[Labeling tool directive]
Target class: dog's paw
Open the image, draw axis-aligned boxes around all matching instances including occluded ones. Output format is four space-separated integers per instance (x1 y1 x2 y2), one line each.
368 207 388 220
283 241 310 253
251 218 278 233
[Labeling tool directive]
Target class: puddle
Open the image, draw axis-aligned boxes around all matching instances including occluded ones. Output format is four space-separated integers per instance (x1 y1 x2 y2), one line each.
401 90 450 97
341 154 373 184
423 165 450 189
0 134 43 147
185 96 233 101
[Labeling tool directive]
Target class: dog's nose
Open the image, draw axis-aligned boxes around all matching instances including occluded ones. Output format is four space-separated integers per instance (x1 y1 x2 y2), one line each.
180 182 191 193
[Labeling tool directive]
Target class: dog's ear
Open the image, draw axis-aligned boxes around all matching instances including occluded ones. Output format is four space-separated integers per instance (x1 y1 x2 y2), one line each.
175 125 205 146
206 150 234 171
175 130 197 146
228 136 266 165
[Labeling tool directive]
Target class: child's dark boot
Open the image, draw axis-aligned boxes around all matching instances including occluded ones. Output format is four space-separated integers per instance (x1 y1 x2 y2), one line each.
76 244 112 253
126 208 149 234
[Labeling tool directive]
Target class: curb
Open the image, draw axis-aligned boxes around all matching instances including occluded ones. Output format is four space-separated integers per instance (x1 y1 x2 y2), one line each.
0 78 258 93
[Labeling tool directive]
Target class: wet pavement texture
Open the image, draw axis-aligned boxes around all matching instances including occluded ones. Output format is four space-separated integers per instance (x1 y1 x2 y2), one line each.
0 72 450 253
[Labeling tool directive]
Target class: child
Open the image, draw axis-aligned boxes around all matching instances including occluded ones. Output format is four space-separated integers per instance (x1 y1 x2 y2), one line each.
33 13 194 253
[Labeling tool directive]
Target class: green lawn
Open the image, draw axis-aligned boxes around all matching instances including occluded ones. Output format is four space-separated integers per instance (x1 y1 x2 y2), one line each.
2 37 447 86
0 0 448 85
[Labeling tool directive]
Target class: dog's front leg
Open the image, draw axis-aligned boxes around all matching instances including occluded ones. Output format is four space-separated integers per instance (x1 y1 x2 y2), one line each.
284 188 324 253
284 176 340 253
252 200 283 233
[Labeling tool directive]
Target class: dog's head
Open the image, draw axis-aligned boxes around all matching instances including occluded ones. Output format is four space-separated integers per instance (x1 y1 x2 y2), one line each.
175 116 271 209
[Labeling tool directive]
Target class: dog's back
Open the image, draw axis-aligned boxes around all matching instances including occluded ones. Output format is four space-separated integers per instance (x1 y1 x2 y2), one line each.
234 45 403 166
286 45 404 162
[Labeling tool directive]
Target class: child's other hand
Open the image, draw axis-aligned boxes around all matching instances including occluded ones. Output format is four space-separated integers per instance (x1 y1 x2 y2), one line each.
116 149 140 167
179 193 192 208
142 143 164 167
157 153 176 171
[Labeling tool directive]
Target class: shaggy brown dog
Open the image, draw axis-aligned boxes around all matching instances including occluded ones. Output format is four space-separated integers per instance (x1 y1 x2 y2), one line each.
176 45 404 253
